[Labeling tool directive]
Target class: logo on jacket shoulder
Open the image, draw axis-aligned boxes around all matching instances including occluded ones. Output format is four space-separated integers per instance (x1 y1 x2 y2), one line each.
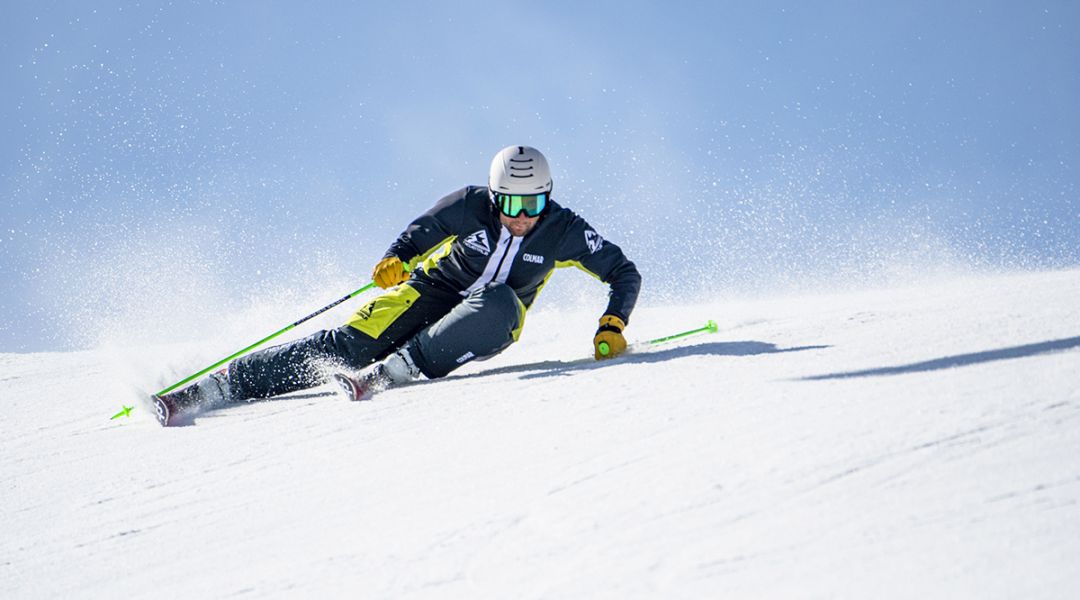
585 230 604 254
462 230 491 256
522 253 545 264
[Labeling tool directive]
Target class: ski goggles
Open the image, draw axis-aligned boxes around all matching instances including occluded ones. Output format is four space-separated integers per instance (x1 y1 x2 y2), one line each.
494 192 548 218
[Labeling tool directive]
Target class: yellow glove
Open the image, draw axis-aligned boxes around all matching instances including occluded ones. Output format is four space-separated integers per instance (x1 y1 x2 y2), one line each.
372 256 408 289
593 314 627 360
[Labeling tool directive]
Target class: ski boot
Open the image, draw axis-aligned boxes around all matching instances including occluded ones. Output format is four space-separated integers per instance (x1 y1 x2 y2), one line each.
334 348 419 402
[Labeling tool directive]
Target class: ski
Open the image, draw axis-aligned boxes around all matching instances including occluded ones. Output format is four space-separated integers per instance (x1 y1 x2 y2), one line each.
149 376 219 427
151 394 177 427
332 372 378 402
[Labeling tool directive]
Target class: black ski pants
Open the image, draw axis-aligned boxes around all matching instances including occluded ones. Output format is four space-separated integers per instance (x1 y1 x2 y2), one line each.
227 279 524 401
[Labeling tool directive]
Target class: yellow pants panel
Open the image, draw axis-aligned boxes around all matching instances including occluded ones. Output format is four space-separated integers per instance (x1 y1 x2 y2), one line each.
345 284 421 340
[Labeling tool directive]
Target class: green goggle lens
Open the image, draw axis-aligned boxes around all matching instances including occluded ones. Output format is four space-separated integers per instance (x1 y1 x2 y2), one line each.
495 192 548 217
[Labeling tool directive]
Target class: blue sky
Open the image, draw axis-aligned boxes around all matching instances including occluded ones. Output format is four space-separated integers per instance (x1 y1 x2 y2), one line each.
2 1 1078 351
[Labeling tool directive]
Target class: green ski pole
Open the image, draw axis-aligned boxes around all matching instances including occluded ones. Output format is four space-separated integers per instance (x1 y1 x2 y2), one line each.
598 320 719 357
156 281 378 396
643 319 719 346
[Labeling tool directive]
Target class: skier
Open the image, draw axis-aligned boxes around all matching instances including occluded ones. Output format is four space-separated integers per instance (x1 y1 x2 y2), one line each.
154 145 641 425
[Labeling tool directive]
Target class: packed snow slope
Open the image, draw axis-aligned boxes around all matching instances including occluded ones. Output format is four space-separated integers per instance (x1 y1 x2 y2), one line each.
2 269 1079 599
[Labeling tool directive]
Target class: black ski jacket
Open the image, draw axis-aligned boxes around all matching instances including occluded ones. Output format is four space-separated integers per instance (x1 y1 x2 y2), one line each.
385 186 641 323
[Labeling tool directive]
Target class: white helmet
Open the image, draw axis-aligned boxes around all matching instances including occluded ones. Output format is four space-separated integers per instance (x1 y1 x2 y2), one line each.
488 145 553 195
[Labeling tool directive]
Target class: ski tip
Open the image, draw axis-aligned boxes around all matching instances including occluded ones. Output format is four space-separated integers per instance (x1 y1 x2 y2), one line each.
706 319 719 333
150 395 173 427
332 373 372 402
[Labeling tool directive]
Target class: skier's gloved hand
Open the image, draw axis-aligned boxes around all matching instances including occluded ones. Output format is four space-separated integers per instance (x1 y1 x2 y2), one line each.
593 314 627 360
372 256 408 289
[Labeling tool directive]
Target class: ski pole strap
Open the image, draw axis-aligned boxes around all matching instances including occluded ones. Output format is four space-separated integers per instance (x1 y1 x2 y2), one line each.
155 281 378 396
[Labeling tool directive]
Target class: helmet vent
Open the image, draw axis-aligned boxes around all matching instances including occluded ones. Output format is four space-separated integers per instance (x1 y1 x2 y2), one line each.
489 145 553 194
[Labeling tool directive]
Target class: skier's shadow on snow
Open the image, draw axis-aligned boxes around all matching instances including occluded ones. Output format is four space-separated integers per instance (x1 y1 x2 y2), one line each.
458 340 829 382
800 335 1080 381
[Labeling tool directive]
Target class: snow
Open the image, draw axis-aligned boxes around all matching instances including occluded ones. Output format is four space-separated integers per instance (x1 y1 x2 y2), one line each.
2 269 1079 598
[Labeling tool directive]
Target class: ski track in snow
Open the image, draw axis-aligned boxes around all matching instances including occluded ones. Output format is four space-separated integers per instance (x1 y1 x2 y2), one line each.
2 270 1079 598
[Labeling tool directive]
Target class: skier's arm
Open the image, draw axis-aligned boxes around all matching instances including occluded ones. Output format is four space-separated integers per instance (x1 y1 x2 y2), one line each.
561 219 642 325
560 222 639 360
588 245 641 324
384 187 469 269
